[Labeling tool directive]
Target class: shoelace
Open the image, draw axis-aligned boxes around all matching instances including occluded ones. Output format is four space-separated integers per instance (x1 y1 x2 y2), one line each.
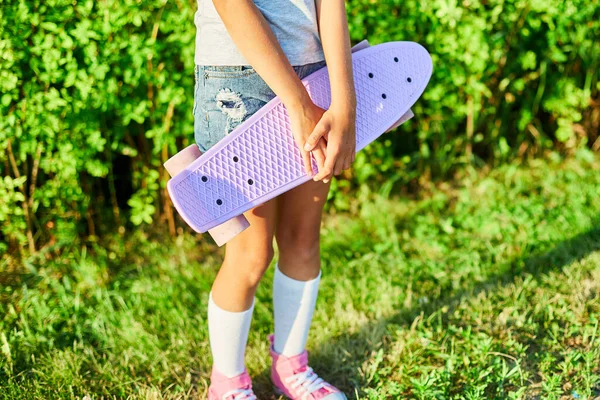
222 388 256 400
284 367 328 399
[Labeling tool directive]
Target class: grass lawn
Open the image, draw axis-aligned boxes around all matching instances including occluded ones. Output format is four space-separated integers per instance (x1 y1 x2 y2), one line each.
1 153 600 399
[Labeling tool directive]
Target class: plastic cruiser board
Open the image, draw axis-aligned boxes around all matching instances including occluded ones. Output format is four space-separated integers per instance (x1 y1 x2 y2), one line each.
165 41 433 245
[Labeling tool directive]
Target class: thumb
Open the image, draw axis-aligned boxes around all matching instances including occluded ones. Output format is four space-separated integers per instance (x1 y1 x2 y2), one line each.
304 118 330 152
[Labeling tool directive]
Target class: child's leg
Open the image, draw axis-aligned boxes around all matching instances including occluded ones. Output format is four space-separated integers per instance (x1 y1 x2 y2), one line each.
209 200 277 377
273 180 330 356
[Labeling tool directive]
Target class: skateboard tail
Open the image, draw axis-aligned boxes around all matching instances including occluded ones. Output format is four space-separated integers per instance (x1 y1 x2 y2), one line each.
165 145 250 244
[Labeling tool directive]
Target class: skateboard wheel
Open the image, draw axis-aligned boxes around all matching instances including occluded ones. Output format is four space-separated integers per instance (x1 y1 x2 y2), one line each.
208 215 250 246
386 109 415 132
164 144 203 177
165 144 250 244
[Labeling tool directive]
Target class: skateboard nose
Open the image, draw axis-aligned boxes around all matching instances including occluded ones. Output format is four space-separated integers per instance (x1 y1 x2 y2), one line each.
404 42 433 83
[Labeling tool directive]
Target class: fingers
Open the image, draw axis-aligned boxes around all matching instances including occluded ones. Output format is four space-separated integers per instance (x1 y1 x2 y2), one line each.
334 153 353 176
304 118 329 152
313 150 326 174
333 158 344 176
301 150 313 176
311 127 356 182
342 155 352 171
315 155 353 183
312 139 327 173
313 147 355 183
313 157 335 183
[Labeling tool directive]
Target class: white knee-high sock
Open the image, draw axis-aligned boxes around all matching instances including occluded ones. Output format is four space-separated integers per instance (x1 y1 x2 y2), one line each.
273 264 321 357
208 292 254 377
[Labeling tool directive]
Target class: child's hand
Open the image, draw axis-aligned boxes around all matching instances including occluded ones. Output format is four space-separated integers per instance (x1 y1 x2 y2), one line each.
288 101 328 177
303 104 356 183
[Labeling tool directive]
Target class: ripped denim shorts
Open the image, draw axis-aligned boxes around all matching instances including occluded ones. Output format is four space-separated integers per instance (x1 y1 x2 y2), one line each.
193 60 327 152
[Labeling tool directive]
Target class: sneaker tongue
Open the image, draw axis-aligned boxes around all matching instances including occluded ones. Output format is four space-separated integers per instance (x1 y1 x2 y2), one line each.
287 351 309 374
233 374 252 388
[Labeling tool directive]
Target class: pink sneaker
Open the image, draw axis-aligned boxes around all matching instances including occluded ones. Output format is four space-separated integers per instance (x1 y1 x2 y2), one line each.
208 367 257 400
268 335 347 400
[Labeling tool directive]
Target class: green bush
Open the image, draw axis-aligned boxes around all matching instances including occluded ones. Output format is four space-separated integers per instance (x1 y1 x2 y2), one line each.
345 0 600 189
1 0 599 258
1 0 195 257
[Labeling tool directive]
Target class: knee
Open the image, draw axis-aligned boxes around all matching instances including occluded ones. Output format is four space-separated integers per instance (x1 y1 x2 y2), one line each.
225 244 274 288
278 225 320 263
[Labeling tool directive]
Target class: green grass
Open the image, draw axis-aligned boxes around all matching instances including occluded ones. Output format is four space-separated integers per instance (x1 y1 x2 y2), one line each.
2 152 600 399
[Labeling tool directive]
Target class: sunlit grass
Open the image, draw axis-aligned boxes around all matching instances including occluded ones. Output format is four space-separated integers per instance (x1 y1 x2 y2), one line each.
1 153 599 399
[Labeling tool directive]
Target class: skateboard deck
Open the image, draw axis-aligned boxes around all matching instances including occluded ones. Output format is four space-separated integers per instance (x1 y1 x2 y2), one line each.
167 41 432 244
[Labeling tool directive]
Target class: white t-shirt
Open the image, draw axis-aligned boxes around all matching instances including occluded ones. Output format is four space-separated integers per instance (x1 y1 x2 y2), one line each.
194 0 326 66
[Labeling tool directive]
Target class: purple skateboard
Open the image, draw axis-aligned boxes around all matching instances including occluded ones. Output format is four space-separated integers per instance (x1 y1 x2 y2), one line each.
165 41 432 245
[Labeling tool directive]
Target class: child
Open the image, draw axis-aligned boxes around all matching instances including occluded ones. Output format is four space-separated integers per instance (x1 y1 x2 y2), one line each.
193 0 356 398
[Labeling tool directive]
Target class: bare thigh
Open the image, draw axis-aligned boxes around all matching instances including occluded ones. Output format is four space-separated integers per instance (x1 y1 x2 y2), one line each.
212 199 277 311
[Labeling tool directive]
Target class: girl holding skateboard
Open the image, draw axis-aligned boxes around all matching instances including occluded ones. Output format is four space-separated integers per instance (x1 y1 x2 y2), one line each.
193 0 356 398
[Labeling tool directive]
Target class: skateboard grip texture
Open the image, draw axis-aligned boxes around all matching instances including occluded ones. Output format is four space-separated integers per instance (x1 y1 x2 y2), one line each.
168 42 433 234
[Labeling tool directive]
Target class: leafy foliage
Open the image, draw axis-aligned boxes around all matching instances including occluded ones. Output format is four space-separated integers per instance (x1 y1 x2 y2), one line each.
1 0 195 256
346 0 600 186
1 0 599 256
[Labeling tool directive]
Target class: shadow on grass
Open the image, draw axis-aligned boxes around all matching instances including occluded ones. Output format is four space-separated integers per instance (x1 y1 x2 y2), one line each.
258 219 600 398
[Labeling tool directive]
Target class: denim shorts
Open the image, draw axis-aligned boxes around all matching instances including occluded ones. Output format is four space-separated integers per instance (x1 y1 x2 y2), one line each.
193 60 327 152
